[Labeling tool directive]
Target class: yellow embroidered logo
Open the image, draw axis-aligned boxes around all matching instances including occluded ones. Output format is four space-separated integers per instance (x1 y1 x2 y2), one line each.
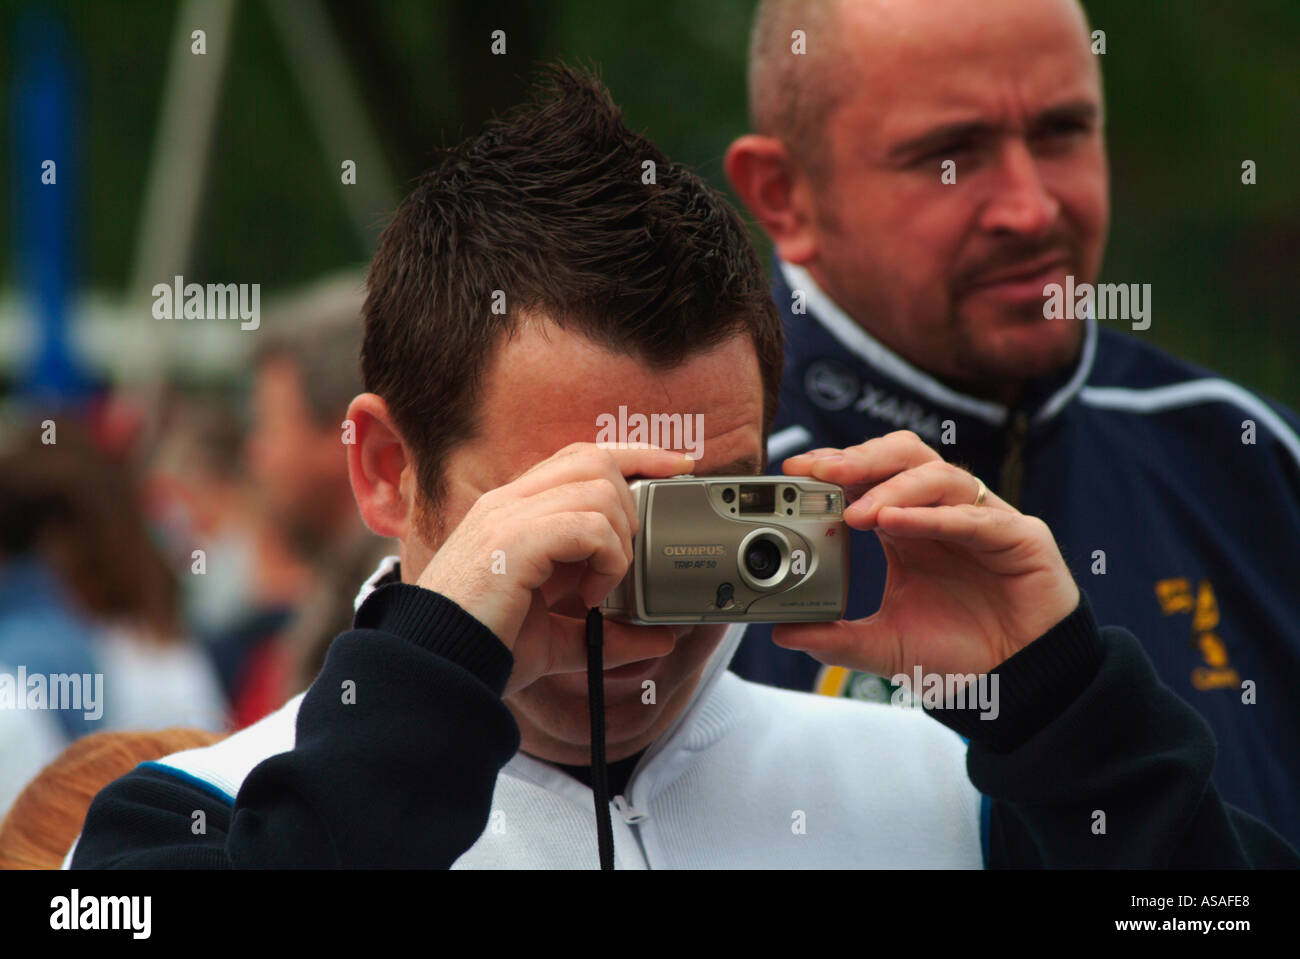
813 665 893 702
1155 578 1241 690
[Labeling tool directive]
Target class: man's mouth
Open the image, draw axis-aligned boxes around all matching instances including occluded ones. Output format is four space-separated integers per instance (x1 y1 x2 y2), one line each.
602 657 661 681
547 593 686 678
963 256 1071 304
599 623 692 681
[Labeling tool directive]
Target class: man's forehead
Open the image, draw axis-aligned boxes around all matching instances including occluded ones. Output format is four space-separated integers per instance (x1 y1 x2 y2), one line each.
838 0 1091 58
470 318 764 482
834 0 1098 138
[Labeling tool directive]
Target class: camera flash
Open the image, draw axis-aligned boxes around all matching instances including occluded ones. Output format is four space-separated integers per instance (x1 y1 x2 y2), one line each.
799 491 843 516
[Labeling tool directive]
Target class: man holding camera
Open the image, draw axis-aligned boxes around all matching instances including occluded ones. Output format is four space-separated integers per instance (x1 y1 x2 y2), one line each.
71 67 1295 869
724 0 1300 848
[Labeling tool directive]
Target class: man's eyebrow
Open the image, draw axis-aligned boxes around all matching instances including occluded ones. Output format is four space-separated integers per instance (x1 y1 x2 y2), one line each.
887 120 995 161
886 100 1101 160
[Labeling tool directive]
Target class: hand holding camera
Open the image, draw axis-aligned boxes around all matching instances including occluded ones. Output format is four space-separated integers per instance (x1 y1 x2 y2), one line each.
774 430 1081 679
413 443 695 694
418 431 1079 695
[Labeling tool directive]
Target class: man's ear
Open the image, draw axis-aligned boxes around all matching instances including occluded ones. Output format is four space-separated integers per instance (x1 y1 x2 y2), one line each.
345 393 414 539
724 134 819 265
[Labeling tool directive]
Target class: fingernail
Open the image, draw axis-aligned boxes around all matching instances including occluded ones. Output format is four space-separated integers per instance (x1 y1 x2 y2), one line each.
854 495 875 513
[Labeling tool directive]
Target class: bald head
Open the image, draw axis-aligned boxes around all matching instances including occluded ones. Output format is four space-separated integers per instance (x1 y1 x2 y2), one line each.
747 0 849 180
748 0 1096 180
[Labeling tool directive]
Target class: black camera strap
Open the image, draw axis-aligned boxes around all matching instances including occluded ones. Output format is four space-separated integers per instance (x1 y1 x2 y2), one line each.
586 607 615 870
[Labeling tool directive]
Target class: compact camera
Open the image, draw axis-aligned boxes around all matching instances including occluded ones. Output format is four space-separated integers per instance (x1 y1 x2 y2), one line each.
600 476 849 624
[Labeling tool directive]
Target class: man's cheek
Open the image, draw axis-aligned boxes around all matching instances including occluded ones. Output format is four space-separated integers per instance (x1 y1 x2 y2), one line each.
1052 158 1108 236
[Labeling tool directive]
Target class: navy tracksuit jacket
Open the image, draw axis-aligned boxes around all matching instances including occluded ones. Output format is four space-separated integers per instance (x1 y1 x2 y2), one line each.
731 258 1300 849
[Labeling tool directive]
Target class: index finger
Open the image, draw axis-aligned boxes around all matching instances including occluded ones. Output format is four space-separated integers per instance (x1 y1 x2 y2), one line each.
781 430 942 500
511 443 695 531
602 443 698 479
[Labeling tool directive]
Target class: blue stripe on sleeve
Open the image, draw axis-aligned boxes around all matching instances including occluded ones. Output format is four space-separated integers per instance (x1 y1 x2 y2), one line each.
138 760 236 805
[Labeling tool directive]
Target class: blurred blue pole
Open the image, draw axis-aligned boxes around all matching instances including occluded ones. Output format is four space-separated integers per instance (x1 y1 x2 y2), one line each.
12 10 92 405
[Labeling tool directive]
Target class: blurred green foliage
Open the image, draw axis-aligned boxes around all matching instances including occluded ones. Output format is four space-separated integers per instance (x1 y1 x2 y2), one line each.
0 0 1296 404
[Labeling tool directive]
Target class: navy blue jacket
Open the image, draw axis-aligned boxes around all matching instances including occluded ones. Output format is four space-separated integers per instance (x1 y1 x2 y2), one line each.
71 581 1298 868
732 259 1300 848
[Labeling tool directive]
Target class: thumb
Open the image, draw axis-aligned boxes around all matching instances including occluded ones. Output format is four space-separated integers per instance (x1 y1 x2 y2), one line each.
772 616 897 676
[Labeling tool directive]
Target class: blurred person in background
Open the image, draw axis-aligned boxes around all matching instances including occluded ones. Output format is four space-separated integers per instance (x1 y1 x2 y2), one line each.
242 285 393 723
147 394 311 715
724 0 1300 845
0 421 227 812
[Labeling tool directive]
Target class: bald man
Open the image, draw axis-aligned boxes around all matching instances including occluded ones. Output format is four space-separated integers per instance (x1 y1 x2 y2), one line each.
725 0 1300 847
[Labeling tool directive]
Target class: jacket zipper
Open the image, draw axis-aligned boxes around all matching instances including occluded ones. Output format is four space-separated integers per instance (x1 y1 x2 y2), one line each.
613 795 648 824
612 795 652 867
998 410 1029 509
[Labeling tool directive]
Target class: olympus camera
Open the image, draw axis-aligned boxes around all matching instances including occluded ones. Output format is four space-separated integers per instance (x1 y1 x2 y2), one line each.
601 477 849 624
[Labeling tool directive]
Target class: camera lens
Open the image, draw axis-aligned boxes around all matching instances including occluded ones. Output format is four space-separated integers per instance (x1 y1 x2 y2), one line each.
782 487 797 503
743 538 781 580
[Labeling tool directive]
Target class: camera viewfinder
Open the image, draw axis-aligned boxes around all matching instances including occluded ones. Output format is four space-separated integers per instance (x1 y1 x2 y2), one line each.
738 483 775 514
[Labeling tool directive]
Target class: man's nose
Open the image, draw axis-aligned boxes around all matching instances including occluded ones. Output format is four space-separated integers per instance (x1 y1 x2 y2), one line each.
977 139 1059 237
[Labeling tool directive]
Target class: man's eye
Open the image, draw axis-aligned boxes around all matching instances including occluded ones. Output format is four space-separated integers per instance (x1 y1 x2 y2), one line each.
1035 119 1092 140
912 143 971 167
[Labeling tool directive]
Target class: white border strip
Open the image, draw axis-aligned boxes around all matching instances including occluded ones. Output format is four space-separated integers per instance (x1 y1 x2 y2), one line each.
1034 314 1097 425
151 692 306 801
1080 378 1300 469
355 554 401 612
767 425 814 461
779 260 1008 426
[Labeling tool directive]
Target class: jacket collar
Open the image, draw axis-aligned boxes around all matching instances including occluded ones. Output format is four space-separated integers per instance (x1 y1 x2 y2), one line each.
505 620 747 809
777 257 1097 430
